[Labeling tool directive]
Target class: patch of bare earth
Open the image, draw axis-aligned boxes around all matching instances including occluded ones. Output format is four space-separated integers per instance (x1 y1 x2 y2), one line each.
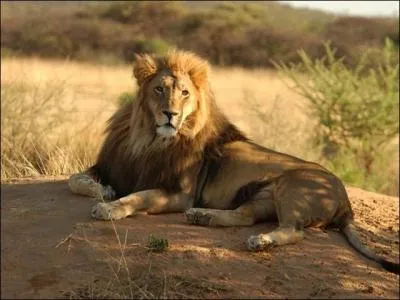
1 176 399 299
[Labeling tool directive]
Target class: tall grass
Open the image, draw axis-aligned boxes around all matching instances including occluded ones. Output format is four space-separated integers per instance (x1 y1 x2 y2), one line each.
1 55 130 181
1 75 103 180
242 90 319 162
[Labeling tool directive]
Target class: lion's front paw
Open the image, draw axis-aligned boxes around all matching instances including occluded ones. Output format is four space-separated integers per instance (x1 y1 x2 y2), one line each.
246 234 276 252
184 208 213 226
91 201 132 220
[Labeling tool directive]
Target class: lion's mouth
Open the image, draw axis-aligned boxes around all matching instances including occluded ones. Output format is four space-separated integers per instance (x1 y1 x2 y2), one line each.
156 123 178 137
157 123 176 129
165 123 176 129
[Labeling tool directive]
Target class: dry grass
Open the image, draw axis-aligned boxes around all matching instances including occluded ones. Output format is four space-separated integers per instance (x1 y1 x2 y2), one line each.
1 57 119 179
1 56 133 113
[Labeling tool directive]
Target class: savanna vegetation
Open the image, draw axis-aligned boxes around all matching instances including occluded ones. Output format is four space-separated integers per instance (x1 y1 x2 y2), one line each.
276 39 399 195
1 1 399 67
1 1 399 196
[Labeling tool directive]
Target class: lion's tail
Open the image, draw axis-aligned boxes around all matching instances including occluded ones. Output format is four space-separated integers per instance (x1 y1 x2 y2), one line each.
341 221 399 275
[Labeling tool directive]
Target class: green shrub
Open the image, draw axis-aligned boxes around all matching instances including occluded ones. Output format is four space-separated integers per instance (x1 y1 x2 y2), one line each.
275 39 399 194
146 234 169 252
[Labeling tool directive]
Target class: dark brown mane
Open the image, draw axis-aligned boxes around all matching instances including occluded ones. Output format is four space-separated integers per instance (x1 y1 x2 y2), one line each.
89 52 248 198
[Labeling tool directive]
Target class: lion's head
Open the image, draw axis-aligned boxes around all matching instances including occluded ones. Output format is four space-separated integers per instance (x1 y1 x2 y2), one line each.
95 50 247 196
133 50 211 139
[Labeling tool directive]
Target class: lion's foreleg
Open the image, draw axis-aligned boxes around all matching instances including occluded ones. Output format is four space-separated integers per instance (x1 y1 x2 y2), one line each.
91 189 191 220
68 173 115 200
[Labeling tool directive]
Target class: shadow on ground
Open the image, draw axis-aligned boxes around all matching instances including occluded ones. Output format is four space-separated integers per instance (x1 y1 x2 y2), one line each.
1 177 399 299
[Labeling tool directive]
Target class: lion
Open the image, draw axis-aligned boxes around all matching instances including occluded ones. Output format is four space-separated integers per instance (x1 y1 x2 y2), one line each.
69 50 399 274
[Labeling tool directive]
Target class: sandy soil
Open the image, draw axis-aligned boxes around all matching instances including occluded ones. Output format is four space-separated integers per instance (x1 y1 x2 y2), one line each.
1 176 399 299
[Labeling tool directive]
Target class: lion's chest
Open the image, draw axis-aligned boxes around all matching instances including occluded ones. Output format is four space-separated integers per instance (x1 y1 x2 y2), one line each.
103 147 200 198
110 162 184 197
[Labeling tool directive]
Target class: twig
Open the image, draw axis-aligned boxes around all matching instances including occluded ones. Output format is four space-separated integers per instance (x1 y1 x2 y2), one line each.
55 233 73 249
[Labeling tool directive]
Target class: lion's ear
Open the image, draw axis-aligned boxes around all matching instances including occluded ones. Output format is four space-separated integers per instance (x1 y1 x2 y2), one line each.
188 60 210 89
133 54 158 86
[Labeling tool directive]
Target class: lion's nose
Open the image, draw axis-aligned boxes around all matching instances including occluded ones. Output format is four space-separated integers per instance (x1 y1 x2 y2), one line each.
162 110 178 121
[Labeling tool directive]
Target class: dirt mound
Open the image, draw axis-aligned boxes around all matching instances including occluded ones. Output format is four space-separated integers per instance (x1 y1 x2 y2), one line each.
1 176 399 299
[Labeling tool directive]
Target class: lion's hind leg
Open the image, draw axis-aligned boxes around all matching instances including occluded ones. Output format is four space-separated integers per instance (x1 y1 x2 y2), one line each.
247 168 342 251
68 173 116 200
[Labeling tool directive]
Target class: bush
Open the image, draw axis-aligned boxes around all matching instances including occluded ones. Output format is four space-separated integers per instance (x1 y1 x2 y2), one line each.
1 79 101 179
322 16 399 48
275 39 399 195
176 3 270 66
177 3 354 68
99 1 187 36
1 1 398 68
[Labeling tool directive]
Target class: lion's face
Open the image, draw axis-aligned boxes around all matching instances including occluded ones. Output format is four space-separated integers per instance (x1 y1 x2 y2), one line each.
133 51 210 140
145 70 198 138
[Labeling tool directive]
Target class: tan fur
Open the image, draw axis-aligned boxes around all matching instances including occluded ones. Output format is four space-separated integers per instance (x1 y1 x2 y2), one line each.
68 50 399 274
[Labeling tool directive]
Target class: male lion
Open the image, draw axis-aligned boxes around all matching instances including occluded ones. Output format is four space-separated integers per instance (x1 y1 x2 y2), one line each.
69 50 399 274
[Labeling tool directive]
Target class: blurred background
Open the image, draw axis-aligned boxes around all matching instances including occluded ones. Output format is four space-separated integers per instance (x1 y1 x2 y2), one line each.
1 1 399 196
1 1 399 66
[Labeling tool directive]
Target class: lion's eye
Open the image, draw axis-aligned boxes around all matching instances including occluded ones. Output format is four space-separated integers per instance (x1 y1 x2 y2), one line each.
182 90 189 97
154 86 163 94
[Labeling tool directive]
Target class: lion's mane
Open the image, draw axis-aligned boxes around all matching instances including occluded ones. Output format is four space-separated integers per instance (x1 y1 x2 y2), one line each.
89 51 247 198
